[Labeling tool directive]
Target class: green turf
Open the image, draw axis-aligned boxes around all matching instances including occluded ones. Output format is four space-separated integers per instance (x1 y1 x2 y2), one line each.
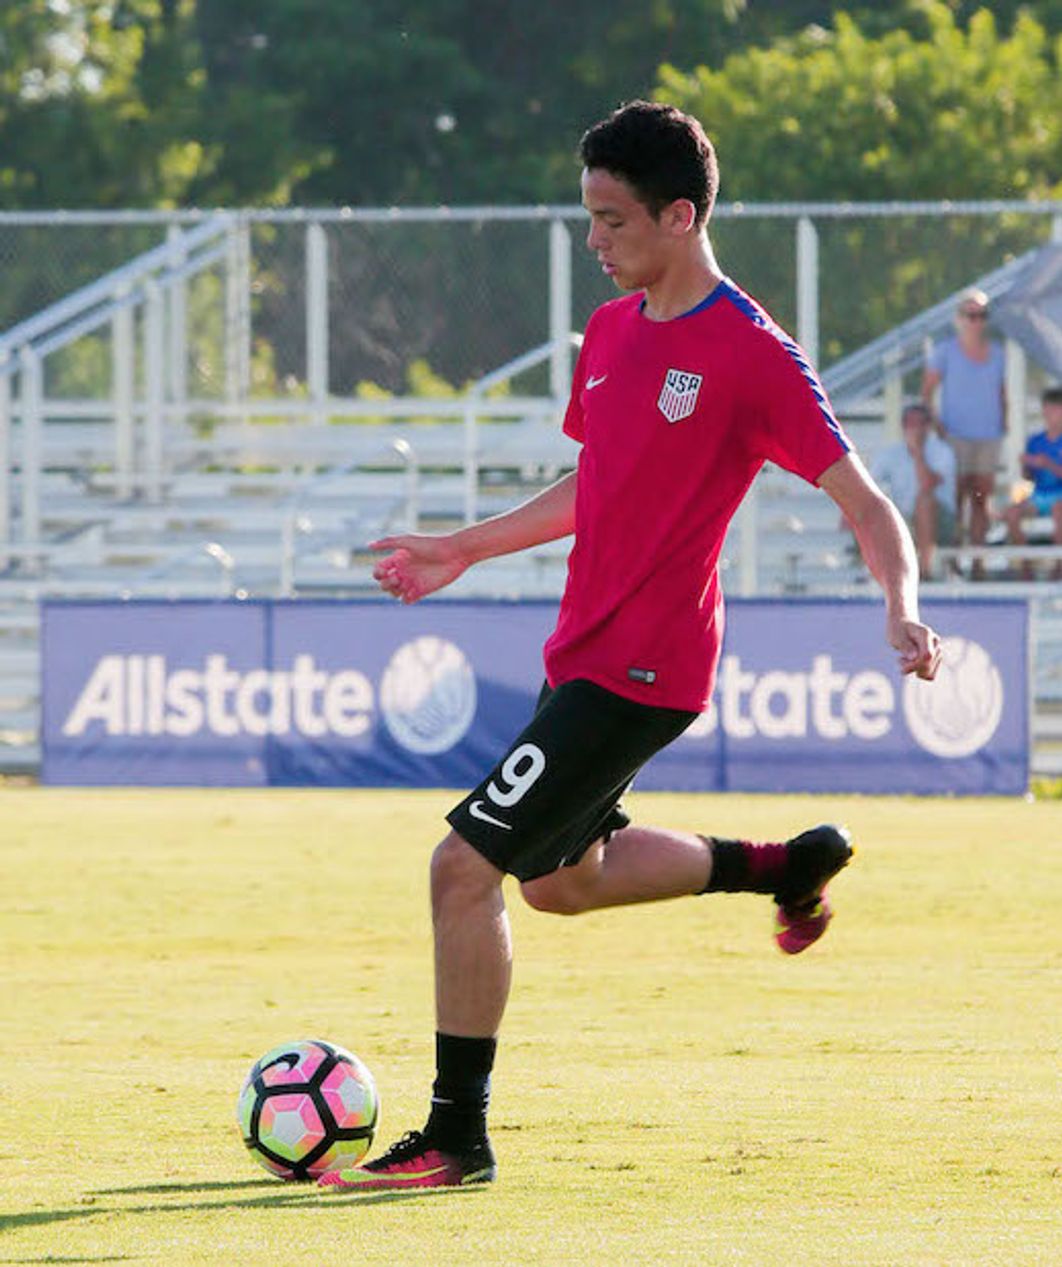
1 787 1059 1265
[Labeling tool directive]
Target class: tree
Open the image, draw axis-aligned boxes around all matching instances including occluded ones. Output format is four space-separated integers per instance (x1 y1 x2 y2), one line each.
657 3 1062 361
188 0 751 206
0 1 204 209
659 4 1062 202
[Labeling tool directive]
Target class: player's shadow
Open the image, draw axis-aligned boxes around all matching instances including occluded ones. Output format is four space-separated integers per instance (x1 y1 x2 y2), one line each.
0 1257 133 1265
92 1178 278 1196
0 1208 108 1233
1 1176 486 1237
94 1176 487 1207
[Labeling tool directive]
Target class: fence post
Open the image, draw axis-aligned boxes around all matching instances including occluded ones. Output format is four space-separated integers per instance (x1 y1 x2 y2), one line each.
166 224 188 432
796 216 819 369
225 217 252 425
463 395 479 526
306 221 329 426
549 219 572 400
144 277 165 503
19 347 42 549
112 285 135 499
1004 338 1027 480
882 343 903 441
0 366 10 565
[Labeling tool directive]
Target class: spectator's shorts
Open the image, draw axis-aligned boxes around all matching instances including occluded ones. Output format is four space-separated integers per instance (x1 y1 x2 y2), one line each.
447 679 696 882
947 436 1001 477
1031 488 1062 516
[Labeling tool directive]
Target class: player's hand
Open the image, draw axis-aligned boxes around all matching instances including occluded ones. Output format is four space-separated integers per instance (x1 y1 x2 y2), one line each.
369 533 468 603
888 616 942 680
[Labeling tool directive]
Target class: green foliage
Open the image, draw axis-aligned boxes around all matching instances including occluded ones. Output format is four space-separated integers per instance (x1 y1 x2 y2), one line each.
654 3 1062 361
0 1 204 208
659 3 1062 201
2 2 1061 209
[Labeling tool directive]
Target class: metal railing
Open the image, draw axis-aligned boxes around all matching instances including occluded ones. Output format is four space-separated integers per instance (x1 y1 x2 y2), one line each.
278 439 420 596
461 333 582 523
0 213 238 548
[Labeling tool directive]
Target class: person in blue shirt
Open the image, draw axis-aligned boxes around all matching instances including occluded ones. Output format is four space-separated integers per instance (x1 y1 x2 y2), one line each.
922 289 1006 578
1002 386 1062 580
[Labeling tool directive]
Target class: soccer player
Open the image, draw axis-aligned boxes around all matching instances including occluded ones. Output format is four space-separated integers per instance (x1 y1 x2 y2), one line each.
319 101 941 1193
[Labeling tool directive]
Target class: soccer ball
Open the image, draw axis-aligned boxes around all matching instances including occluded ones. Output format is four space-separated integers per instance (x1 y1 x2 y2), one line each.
236 1038 379 1180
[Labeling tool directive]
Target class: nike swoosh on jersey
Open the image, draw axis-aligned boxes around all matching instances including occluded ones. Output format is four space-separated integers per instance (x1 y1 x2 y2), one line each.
586 374 608 389
468 800 512 830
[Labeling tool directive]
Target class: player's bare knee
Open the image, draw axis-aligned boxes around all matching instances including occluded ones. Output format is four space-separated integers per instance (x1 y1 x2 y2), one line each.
431 831 502 908
520 871 591 916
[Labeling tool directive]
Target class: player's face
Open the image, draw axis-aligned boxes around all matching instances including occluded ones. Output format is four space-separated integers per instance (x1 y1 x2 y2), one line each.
581 167 678 292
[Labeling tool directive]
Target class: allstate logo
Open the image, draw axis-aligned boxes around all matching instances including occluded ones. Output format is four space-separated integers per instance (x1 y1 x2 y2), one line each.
379 636 477 754
902 636 1003 758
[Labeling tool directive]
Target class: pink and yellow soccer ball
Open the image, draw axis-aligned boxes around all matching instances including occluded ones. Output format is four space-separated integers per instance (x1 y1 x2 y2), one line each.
236 1038 379 1180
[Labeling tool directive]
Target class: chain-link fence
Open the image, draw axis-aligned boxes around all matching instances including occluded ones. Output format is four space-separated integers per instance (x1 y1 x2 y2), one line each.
2 202 1059 407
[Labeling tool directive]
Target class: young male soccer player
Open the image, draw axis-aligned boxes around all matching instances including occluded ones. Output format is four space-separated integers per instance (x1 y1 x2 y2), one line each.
319 101 941 1192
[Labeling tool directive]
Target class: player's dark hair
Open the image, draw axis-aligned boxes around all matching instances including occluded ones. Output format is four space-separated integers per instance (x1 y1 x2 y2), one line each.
1042 386 1062 406
580 100 719 228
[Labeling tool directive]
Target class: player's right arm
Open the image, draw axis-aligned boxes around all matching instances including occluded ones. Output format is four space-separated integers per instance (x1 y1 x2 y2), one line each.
370 470 578 603
819 453 941 681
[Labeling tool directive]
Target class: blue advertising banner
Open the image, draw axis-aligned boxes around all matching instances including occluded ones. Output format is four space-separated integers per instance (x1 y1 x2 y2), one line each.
41 597 1028 794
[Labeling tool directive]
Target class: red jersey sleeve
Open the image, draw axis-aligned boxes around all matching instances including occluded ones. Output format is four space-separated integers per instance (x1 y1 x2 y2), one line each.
748 328 850 484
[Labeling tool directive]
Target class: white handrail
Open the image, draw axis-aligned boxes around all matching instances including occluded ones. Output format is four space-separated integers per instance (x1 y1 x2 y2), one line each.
0 215 232 364
821 245 1046 404
462 332 582 524
0 214 237 546
278 438 419 596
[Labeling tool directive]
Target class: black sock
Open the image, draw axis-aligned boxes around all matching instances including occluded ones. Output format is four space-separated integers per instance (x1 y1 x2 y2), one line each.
423 1033 496 1150
700 835 789 895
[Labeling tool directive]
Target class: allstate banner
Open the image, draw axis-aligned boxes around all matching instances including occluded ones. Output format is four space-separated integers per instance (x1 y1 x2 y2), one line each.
42 597 1028 794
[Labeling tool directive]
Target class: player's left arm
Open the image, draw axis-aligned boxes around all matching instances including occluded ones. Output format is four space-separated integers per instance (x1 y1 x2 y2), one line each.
819 453 942 681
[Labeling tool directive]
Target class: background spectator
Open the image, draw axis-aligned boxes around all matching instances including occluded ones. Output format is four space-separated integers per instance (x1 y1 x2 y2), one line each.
871 402 957 578
1002 386 1062 580
922 288 1006 578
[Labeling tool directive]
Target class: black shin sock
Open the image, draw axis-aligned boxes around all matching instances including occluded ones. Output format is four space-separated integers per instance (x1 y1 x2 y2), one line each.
424 1033 496 1149
700 835 789 895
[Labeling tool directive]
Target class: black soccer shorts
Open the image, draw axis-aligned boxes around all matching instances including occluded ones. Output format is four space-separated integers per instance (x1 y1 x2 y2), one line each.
447 678 697 882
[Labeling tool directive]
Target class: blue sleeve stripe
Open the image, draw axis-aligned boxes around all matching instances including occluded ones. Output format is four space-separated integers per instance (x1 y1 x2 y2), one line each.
721 280 850 452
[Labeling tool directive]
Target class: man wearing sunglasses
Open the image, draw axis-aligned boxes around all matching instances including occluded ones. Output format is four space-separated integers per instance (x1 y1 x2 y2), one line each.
922 288 1006 578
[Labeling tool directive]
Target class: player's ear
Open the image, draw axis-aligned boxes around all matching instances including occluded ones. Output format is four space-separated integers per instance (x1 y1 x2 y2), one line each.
663 199 697 236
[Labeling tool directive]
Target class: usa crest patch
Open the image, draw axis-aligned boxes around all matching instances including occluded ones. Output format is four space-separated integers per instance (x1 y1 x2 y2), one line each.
657 368 703 424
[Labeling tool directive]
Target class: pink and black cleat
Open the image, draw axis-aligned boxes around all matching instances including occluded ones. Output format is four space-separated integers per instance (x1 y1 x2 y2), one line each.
773 824 853 954
318 1130 496 1192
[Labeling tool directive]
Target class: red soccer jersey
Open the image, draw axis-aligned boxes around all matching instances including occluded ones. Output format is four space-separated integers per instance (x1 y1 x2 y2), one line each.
543 279 851 711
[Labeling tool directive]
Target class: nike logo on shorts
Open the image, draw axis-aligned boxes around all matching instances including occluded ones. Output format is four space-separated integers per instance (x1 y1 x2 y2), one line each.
586 374 608 390
468 800 512 830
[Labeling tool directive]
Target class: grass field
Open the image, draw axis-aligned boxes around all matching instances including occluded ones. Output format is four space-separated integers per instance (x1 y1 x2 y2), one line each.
1 787 1060 1266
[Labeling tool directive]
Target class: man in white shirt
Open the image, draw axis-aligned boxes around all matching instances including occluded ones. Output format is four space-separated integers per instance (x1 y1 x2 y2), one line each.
871 403 957 578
